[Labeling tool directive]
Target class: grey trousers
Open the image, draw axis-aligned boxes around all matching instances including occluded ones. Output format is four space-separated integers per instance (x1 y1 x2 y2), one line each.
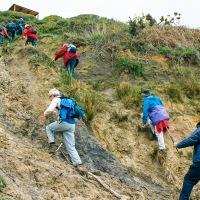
46 121 82 166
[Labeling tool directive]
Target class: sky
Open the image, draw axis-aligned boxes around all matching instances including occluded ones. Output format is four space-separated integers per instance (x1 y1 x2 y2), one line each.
1 0 200 29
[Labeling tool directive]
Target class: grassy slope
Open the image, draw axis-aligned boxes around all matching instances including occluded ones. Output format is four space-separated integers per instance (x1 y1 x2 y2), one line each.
0 11 200 199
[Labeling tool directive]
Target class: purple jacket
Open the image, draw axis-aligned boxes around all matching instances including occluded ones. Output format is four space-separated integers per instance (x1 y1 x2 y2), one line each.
149 105 169 126
142 96 169 126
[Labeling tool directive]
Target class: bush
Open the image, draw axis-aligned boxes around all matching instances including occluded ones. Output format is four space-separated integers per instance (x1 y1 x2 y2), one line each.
116 82 143 108
116 81 131 99
116 57 144 78
158 46 174 57
166 84 182 102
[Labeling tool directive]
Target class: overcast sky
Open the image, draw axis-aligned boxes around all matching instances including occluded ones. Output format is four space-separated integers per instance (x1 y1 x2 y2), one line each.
1 0 200 29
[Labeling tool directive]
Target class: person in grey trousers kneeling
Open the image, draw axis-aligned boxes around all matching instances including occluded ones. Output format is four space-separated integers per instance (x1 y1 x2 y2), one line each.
44 88 82 166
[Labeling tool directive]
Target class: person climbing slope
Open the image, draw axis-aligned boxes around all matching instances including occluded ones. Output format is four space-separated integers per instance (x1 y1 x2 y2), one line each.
141 89 170 152
0 25 10 46
23 24 38 46
44 88 82 167
54 43 79 78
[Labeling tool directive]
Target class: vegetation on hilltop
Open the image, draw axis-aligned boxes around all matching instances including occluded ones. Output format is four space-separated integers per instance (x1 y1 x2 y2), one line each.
0 10 200 200
0 10 199 118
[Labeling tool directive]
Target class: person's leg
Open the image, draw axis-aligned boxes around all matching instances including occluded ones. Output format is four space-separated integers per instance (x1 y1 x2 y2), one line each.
62 122 82 166
8 31 12 42
69 57 76 77
12 30 15 40
0 34 3 46
25 37 32 46
179 163 200 200
64 64 69 72
148 119 155 134
46 121 62 143
32 39 37 46
154 126 165 150
25 37 29 46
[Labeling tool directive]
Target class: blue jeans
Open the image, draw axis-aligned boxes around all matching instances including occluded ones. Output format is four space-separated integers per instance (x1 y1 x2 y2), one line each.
46 121 82 166
7 30 15 42
64 57 76 77
0 34 2 46
25 36 37 46
179 162 200 200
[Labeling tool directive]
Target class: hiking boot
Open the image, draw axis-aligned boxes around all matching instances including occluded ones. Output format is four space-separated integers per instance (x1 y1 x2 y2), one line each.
160 149 167 154
73 162 83 167
48 144 57 154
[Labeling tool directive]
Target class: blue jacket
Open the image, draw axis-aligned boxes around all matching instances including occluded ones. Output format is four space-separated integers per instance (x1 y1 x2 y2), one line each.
142 95 169 125
177 126 200 163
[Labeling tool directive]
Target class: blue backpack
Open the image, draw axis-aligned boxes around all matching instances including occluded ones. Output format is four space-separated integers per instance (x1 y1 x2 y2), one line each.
6 22 15 29
59 96 84 120
0 25 3 31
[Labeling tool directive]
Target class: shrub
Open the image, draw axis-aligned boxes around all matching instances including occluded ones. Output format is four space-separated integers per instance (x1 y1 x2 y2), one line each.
166 84 182 102
116 81 131 99
116 82 143 108
82 91 103 121
116 57 144 78
173 67 200 98
158 46 174 57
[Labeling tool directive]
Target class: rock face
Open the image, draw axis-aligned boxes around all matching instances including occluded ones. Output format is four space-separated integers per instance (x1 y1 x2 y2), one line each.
0 45 199 200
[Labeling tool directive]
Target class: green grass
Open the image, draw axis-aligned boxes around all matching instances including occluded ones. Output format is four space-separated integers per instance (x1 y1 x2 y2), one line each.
116 57 144 78
0 176 6 192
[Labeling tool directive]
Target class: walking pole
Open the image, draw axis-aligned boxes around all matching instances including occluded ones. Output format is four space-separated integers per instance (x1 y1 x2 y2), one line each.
162 120 181 157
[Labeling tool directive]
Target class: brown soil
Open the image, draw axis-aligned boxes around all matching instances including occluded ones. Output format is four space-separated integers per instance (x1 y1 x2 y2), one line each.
0 44 199 200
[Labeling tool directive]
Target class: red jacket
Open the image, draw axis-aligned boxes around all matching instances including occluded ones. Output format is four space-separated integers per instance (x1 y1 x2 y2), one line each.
23 26 38 40
54 45 79 66
0 26 9 38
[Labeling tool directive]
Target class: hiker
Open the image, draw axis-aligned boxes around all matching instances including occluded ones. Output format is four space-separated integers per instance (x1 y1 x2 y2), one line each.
173 122 200 200
17 18 26 29
141 89 170 151
54 43 79 77
5 21 16 42
44 88 82 166
23 24 38 46
0 25 10 46
16 22 23 35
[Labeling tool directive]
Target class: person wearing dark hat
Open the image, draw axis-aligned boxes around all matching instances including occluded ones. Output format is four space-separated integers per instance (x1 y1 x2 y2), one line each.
141 89 170 151
173 122 200 200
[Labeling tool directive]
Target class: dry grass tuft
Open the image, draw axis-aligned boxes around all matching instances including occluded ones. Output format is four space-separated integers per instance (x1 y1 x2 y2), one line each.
149 147 167 166
139 25 200 48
